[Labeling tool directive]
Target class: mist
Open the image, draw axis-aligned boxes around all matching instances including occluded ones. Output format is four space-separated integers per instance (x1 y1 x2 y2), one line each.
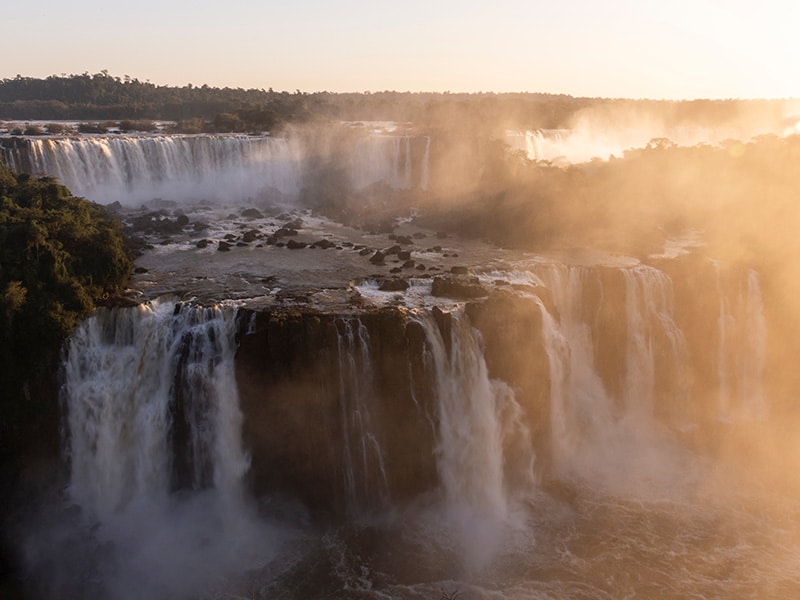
5 95 800 598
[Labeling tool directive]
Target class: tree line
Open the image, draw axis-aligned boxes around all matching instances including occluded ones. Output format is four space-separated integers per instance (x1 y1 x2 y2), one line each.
3 72 792 134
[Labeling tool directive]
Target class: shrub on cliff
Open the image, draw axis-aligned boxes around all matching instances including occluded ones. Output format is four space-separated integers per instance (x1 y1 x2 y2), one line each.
0 162 132 458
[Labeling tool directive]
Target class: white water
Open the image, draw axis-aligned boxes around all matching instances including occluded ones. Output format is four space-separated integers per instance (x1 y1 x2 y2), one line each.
59 299 284 599
714 265 768 421
535 264 697 496
30 260 786 598
505 124 780 164
335 317 389 514
413 308 535 572
3 131 430 205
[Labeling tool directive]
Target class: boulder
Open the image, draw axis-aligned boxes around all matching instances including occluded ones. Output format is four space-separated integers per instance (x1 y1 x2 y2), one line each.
379 278 410 292
431 276 486 299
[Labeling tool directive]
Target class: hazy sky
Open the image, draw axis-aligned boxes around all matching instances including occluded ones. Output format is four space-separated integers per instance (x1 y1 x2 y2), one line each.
3 0 798 99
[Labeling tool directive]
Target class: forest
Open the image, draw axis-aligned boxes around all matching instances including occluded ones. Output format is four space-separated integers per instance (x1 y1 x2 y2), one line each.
1 71 793 134
0 163 132 464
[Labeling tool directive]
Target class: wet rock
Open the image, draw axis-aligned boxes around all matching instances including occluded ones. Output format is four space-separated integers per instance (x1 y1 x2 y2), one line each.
385 245 402 256
224 233 237 240
416 264 426 271
397 250 412 261
379 278 410 291
396 235 413 245
369 251 386 265
236 242 248 247
193 222 210 232
133 266 148 274
287 239 308 249
390 267 402 273
402 260 415 269
359 248 372 256
412 232 426 239
196 239 210 249
218 241 232 251
242 208 264 219
274 227 298 237
312 239 336 250
431 276 486 299
450 266 469 275
283 218 303 229
242 229 260 243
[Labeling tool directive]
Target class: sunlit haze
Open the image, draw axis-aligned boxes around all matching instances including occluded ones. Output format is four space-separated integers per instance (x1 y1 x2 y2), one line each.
3 0 799 98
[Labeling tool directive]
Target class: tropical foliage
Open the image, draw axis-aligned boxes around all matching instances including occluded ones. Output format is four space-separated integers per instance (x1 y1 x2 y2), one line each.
0 162 132 458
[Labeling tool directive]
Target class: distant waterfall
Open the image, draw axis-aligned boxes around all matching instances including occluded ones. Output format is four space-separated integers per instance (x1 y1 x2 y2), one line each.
349 134 429 191
6 135 304 204
2 131 432 204
62 299 247 517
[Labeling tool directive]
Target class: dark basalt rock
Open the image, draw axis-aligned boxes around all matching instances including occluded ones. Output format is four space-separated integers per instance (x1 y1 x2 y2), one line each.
369 251 386 265
379 278 410 291
287 239 308 249
397 251 412 261
242 229 260 243
431 276 486 299
217 241 232 251
241 208 264 219
312 239 337 250
274 227 298 237
450 266 469 275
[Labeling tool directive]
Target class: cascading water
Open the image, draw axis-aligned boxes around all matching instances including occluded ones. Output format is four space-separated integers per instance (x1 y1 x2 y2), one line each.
534 263 696 495
334 317 389 514
1 131 432 205
58 299 285 600
412 308 535 571
714 264 768 421
7 135 305 205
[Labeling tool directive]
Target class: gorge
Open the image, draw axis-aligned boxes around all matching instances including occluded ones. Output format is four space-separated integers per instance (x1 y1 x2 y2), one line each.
3 122 800 599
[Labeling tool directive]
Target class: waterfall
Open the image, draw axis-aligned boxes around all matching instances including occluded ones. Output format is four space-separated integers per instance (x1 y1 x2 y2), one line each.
9 135 304 204
2 131 433 205
349 134 419 191
411 308 534 570
334 317 389 514
59 299 281 599
534 263 694 494
714 265 768 421
622 266 689 419
63 298 247 516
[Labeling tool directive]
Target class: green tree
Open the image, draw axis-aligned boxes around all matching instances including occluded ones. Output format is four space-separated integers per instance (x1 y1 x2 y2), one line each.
0 162 132 461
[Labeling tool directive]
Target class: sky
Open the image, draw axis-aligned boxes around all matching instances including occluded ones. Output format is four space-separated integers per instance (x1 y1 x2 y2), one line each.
2 0 799 99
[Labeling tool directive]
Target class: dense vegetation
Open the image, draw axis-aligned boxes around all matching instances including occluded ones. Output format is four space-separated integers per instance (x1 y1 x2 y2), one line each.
0 162 132 461
2 72 792 134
